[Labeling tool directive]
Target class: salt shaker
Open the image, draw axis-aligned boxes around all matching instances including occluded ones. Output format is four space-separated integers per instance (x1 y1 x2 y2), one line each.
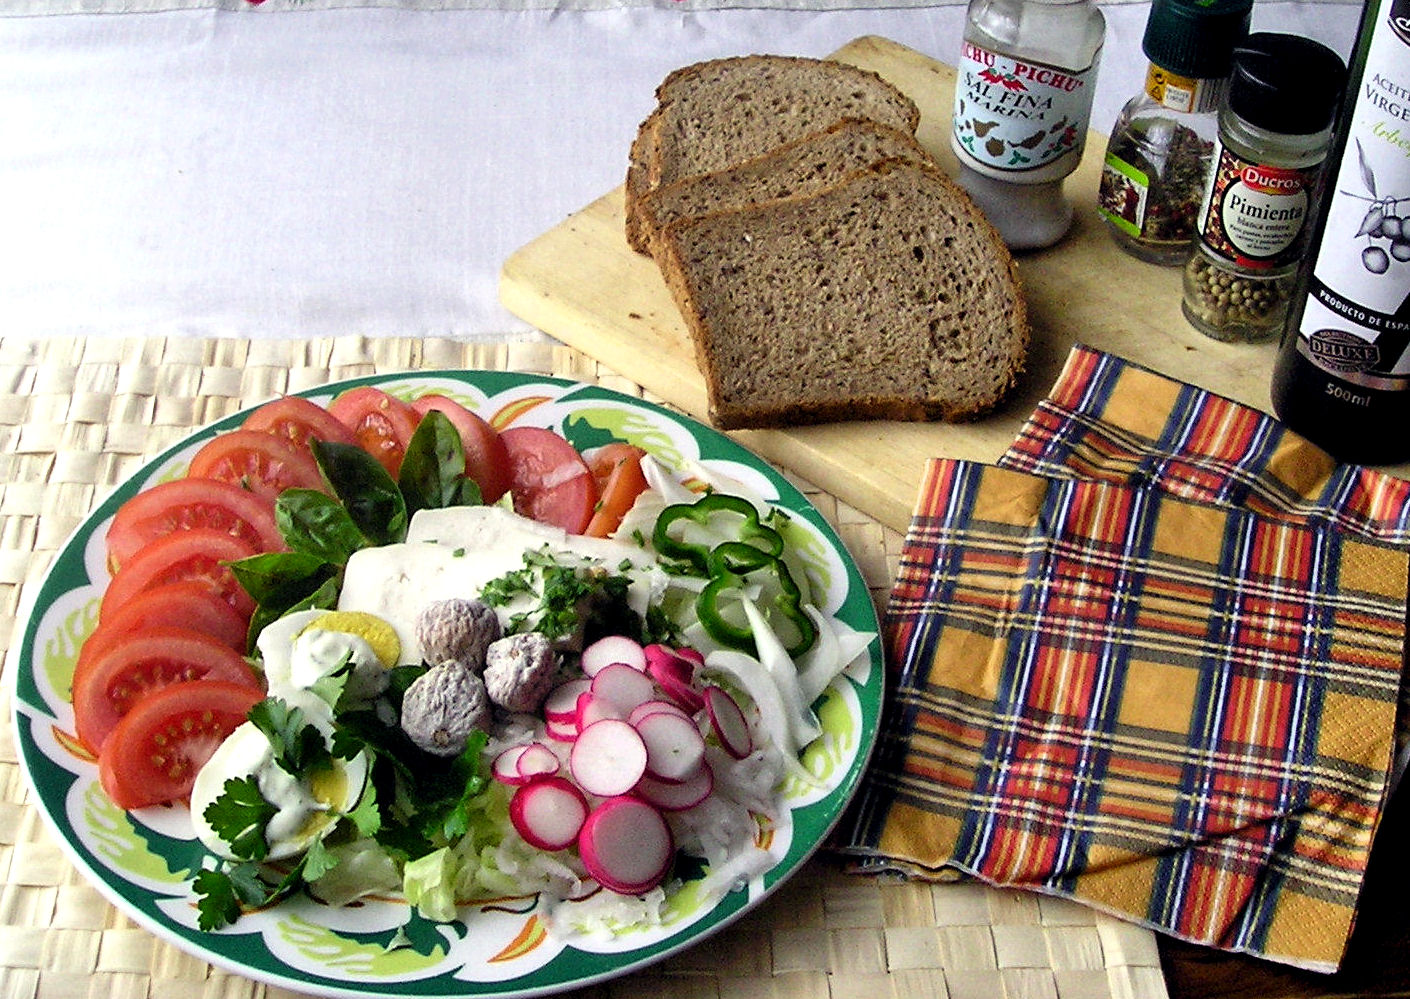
1181 34 1346 343
1098 0 1252 264
951 0 1106 250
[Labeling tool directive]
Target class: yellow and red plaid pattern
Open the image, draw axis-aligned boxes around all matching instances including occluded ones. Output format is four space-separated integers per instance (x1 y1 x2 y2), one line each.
838 346 1410 972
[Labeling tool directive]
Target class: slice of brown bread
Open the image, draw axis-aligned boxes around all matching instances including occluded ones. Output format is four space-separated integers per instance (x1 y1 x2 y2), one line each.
654 158 1029 430
624 55 920 253
636 118 933 263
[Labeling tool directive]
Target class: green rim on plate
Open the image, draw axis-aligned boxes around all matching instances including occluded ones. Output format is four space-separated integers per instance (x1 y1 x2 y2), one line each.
11 370 883 998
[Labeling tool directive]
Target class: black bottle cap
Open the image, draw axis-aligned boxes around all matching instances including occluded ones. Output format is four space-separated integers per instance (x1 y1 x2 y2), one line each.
1228 33 1347 135
1142 0 1253 79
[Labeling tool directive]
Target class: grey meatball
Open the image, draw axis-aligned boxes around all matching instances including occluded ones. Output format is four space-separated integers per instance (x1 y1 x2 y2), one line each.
400 662 491 756
416 598 501 671
483 633 558 713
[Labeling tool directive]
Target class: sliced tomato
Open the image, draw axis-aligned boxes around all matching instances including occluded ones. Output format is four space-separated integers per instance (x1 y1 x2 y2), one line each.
410 395 513 503
98 680 263 809
100 528 258 623
73 626 262 753
499 426 598 535
328 386 419 478
242 395 358 451
105 477 283 574
584 443 649 539
77 581 250 689
187 429 325 502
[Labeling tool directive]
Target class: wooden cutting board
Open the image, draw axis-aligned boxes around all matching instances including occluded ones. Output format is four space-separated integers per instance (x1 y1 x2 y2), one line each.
499 34 1294 535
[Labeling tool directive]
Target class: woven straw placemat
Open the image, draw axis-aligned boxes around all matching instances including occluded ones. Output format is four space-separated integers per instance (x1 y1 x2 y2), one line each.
0 335 1168 999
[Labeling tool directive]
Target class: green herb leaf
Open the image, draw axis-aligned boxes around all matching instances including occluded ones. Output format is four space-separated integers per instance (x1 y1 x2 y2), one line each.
249 697 334 778
311 439 408 546
228 551 336 608
275 488 372 565
398 410 480 517
202 776 276 862
193 868 242 931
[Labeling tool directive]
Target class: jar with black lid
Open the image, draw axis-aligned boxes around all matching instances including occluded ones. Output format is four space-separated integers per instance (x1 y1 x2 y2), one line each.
1181 34 1346 343
1098 0 1252 264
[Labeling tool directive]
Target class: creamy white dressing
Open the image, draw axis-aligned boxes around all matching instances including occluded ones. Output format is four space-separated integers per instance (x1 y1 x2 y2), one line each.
190 641 370 861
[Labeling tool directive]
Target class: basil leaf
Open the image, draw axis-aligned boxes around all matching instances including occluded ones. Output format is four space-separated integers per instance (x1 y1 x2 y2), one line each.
311 439 408 545
228 550 333 607
398 410 472 517
275 488 371 564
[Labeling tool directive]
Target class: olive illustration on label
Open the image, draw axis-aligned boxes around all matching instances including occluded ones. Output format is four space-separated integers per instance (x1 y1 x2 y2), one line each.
1347 139 1410 273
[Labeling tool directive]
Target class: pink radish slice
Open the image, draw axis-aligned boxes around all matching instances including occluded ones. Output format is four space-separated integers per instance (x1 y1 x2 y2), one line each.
675 646 705 667
545 717 579 743
628 699 693 726
577 796 674 894
576 692 627 728
636 761 714 811
580 635 646 677
591 662 658 713
569 718 648 797
703 685 753 759
655 670 705 715
516 742 561 780
493 745 533 785
643 644 695 686
545 678 591 725
635 709 706 782
509 777 589 851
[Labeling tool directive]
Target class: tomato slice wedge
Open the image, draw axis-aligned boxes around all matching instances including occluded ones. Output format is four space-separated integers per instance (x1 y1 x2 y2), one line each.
187 429 325 502
242 395 358 452
584 443 649 539
100 528 259 623
499 426 599 535
98 680 263 809
328 386 419 479
78 581 250 688
73 626 263 753
105 477 283 573
410 395 513 502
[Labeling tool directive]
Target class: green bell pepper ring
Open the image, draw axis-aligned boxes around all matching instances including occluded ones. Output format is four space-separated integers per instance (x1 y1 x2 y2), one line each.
697 541 817 658
652 494 785 575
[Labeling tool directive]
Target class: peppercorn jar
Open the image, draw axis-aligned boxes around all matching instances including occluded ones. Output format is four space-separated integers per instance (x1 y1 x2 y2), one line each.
1098 0 1252 264
1181 34 1346 342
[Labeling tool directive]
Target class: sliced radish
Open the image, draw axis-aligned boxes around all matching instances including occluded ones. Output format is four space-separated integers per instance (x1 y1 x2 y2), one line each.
515 742 561 781
545 678 591 725
569 718 647 797
628 699 693 726
635 709 706 783
703 685 753 759
578 796 674 894
580 635 647 677
643 643 696 686
655 670 705 715
493 744 533 786
591 662 658 713
576 691 627 728
509 777 589 851
675 646 705 667
545 717 579 743
636 761 714 811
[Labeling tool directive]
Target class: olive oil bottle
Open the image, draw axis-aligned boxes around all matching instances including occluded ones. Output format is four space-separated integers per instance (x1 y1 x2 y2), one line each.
1270 0 1410 464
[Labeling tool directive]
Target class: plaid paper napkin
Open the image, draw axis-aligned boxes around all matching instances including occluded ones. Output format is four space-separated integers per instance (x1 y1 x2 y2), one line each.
836 345 1410 972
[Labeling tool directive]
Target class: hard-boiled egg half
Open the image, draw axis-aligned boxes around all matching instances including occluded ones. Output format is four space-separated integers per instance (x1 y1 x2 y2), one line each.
189 609 398 862
190 687 370 861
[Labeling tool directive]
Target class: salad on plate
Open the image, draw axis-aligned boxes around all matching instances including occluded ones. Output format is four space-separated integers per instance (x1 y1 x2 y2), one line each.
14 373 881 996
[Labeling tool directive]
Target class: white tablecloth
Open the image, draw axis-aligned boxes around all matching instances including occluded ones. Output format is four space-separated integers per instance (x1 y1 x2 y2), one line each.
1 3 1360 341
